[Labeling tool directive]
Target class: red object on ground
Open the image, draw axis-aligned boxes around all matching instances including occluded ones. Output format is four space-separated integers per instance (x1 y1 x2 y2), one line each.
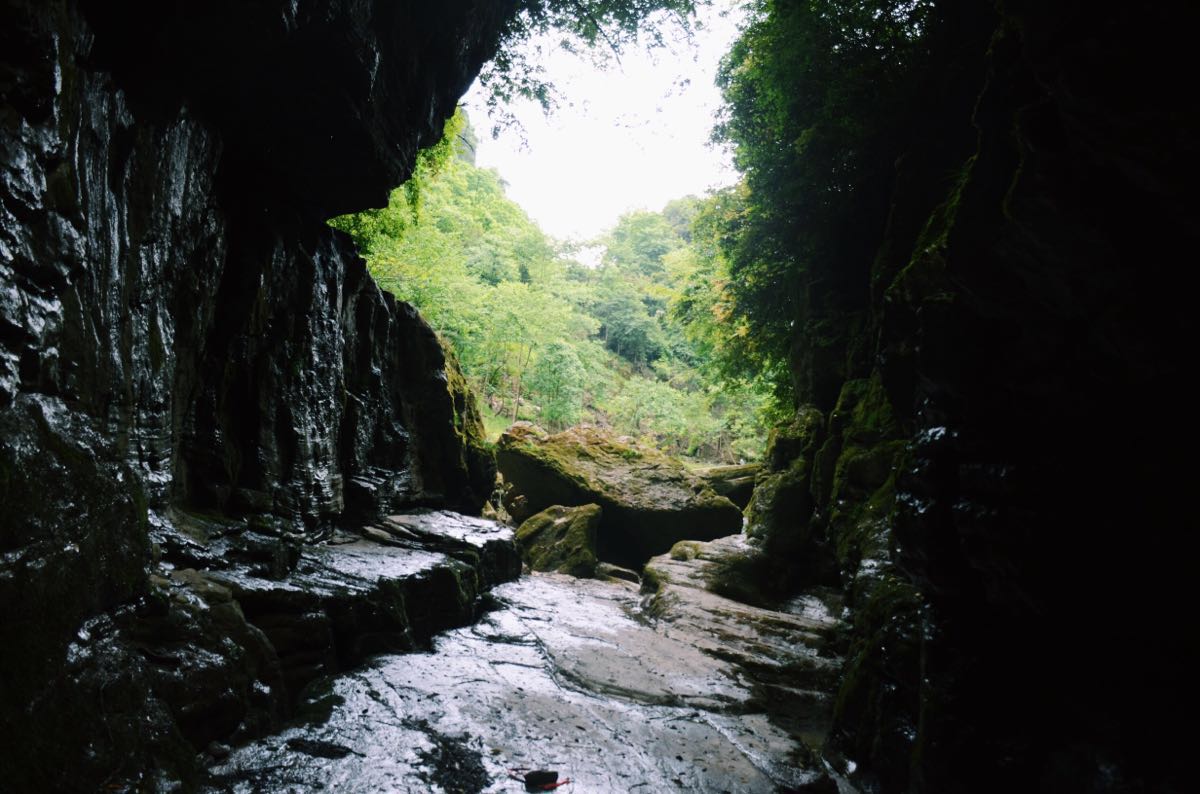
507 768 572 790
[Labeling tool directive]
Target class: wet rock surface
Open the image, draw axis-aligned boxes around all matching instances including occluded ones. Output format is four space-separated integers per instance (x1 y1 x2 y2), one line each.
163 509 519 703
498 424 743 569
2 0 511 786
6 508 518 791
208 560 850 793
733 4 1200 789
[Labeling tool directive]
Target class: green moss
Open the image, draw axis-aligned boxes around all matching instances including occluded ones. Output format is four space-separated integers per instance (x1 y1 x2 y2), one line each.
499 423 743 568
515 504 601 578
639 564 663 594
704 550 789 609
440 339 486 444
831 475 896 569
830 374 899 446
883 155 975 312
818 371 909 572
745 456 812 544
669 540 703 561
832 570 924 784
764 404 825 471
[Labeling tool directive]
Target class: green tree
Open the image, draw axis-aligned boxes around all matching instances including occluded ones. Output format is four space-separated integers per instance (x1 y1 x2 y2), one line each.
589 269 666 364
668 187 755 380
601 210 680 278
711 0 952 401
527 341 586 430
332 110 771 462
661 196 701 242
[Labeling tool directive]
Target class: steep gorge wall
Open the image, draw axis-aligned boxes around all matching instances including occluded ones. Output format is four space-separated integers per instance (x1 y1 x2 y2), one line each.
1 0 514 785
751 4 1196 792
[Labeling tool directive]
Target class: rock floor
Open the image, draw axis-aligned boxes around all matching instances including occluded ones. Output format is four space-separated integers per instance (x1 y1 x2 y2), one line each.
207 537 852 793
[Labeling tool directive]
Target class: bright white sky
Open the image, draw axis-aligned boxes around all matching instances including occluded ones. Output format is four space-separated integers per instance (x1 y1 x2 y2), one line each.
462 1 745 244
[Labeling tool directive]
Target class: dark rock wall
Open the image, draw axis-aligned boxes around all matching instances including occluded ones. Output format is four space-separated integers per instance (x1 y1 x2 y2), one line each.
753 3 1197 792
2 0 512 785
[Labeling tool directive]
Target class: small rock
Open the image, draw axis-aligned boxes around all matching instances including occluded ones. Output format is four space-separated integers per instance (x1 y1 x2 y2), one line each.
597 562 641 584
362 526 403 546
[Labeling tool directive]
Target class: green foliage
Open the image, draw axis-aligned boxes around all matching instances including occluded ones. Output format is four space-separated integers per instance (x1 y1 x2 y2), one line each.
588 268 667 364
668 187 753 377
710 0 948 400
479 1 703 136
331 111 774 462
602 210 679 278
329 110 467 250
527 341 585 430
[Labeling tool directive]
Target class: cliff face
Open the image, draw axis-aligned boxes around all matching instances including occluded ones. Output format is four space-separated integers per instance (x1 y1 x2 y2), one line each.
752 4 1196 792
1 0 513 785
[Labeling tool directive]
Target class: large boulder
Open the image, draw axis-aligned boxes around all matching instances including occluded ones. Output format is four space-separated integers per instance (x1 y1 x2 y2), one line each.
692 463 761 509
497 424 743 568
516 504 602 578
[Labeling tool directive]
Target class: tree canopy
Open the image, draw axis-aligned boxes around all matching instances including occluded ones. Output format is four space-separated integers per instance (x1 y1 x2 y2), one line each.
331 111 774 461
708 0 955 401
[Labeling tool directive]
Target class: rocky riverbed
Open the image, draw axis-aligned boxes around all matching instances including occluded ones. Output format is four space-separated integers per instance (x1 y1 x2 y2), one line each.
206 536 851 793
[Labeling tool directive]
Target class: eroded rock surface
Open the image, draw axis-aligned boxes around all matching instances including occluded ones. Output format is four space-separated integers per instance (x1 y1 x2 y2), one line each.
208 564 849 793
497 424 743 568
646 535 844 739
49 509 518 789
1 1 512 786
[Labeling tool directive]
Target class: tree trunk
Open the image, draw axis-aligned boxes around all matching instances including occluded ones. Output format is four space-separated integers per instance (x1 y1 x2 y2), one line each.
511 345 533 424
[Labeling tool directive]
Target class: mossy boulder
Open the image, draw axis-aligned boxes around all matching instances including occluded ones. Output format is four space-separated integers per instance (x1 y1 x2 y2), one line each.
740 404 840 592
515 504 602 578
497 424 743 569
692 463 761 509
746 457 814 545
822 376 908 571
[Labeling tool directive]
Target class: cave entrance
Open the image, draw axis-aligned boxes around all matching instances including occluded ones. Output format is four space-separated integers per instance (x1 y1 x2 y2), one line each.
329 0 777 470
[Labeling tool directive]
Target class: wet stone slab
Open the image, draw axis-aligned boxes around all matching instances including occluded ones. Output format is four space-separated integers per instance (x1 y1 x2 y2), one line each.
207 564 851 793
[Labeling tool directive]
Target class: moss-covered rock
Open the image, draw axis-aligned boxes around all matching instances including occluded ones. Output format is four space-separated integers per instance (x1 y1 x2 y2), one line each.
740 405 840 594
831 570 924 789
828 375 899 447
440 339 498 513
746 457 813 543
692 463 761 509
497 424 743 569
764 404 826 471
515 504 602 578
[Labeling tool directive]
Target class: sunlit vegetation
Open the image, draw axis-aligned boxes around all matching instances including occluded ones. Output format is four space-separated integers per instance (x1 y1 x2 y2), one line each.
332 110 778 461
